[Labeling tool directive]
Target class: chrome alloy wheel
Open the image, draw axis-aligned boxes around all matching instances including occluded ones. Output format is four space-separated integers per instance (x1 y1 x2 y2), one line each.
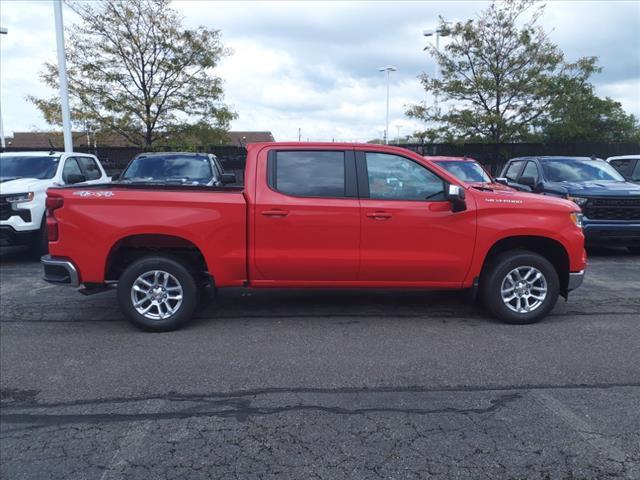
130 270 183 320
500 266 548 314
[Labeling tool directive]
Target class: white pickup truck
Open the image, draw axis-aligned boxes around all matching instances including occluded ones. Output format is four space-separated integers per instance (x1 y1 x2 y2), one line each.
0 151 110 254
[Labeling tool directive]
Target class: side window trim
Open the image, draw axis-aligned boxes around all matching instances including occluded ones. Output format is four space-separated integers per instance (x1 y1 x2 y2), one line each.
266 149 357 199
359 150 447 202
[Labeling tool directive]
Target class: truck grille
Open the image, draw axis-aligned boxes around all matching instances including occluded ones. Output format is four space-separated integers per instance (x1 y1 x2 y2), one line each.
0 196 11 221
583 197 640 221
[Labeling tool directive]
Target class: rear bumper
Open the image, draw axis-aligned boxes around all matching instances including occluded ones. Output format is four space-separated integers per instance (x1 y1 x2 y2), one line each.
41 255 80 287
583 221 640 246
568 270 585 292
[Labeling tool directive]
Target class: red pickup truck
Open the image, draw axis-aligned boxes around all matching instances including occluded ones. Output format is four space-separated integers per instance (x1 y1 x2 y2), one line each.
42 143 586 331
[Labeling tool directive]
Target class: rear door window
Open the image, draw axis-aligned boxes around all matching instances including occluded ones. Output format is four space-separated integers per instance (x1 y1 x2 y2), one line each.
504 161 524 181
76 156 101 180
271 151 346 197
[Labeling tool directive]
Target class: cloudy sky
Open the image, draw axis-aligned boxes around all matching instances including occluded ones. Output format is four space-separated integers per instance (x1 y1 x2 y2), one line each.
1 0 639 142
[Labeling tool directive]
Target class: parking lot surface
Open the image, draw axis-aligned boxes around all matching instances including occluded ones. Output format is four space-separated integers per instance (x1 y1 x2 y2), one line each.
1 246 639 479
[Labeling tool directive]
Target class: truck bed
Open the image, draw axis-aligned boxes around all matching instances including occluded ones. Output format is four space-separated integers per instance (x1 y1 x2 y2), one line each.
47 185 247 286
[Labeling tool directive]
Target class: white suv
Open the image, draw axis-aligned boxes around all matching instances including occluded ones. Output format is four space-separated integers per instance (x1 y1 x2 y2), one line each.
0 151 110 254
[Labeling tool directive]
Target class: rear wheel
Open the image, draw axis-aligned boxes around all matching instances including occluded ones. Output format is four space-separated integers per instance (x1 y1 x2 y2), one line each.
117 256 198 332
481 251 559 324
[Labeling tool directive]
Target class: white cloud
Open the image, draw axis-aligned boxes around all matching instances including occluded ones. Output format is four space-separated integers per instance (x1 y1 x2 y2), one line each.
1 0 638 142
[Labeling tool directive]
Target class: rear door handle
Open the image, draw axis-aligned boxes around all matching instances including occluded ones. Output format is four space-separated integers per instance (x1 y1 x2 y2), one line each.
366 211 392 220
261 209 289 217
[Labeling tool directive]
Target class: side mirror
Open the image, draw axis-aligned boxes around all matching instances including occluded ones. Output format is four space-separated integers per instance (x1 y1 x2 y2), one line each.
66 173 86 184
445 183 466 212
495 177 508 185
220 173 236 185
111 173 120 181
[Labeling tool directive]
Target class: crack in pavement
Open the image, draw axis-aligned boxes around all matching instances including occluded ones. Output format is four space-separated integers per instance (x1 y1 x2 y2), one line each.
1 393 522 428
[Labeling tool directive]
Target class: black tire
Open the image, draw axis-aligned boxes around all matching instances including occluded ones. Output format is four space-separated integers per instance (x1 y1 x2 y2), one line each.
480 250 559 325
627 247 640 255
117 256 198 332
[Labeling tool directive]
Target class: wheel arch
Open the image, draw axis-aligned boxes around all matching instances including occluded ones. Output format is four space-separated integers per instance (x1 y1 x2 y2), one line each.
481 235 571 296
104 234 211 284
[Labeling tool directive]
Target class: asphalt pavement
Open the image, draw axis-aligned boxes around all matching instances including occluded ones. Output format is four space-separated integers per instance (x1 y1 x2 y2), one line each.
1 245 639 479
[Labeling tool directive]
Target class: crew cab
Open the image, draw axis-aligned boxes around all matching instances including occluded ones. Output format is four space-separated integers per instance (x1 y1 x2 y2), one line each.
0 151 110 254
500 156 640 253
42 143 586 331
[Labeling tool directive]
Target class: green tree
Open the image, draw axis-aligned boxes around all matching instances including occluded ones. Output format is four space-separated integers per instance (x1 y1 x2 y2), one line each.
406 0 598 148
535 80 639 142
29 0 235 147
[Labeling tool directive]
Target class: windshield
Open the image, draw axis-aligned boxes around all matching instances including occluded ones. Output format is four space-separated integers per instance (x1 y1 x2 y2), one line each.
434 160 491 183
0 155 59 180
541 158 625 183
121 155 213 184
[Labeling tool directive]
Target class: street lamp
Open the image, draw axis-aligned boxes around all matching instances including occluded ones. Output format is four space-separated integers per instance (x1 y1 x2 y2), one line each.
0 27 7 149
53 0 73 153
379 66 396 145
423 28 449 116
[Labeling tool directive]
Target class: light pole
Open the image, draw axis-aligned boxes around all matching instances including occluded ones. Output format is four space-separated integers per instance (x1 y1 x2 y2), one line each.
0 27 7 149
53 0 73 153
378 66 396 144
423 28 449 116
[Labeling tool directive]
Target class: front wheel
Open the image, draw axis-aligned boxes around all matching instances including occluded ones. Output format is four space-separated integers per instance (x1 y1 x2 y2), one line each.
117 256 198 332
480 251 560 325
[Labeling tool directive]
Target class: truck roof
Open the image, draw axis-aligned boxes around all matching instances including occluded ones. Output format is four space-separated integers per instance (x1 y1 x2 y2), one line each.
426 156 478 162
0 151 95 158
134 152 213 157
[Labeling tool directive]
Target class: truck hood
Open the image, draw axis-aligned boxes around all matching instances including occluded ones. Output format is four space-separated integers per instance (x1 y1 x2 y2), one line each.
545 180 640 197
0 178 55 194
472 185 576 211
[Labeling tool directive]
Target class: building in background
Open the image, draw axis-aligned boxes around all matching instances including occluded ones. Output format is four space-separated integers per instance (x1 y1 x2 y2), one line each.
2 131 275 149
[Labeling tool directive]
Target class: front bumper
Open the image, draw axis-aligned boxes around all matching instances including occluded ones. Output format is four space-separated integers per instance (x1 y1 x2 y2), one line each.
41 255 80 287
583 221 640 246
0 225 37 246
568 270 585 292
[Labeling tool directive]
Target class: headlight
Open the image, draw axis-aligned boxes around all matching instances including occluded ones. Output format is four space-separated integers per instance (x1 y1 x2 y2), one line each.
570 212 584 228
5 192 34 204
567 196 588 207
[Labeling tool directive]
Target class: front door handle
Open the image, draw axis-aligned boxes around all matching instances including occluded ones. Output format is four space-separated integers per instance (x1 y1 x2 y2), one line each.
366 211 392 220
261 209 289 217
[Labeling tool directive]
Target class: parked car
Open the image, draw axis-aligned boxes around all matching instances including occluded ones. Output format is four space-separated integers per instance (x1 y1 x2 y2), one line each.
117 152 236 186
0 151 110 254
500 156 640 253
42 143 586 331
427 156 514 191
607 155 640 183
